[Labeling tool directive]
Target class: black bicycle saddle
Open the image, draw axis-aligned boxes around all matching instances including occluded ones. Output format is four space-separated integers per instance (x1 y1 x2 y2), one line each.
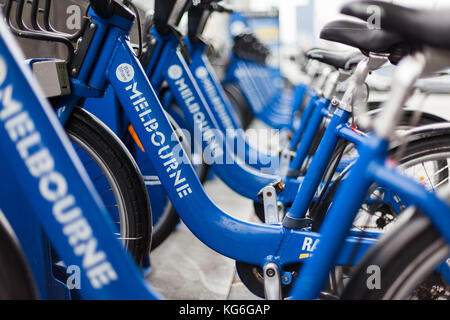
306 48 366 70
320 19 405 54
341 1 450 51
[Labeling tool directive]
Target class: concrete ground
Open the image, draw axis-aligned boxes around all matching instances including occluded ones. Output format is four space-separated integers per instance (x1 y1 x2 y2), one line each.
147 177 262 300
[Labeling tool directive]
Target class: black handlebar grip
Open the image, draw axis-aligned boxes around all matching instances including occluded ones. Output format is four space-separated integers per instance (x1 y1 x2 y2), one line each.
90 0 114 18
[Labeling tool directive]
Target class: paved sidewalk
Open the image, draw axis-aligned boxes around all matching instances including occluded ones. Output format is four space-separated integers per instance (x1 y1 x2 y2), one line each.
147 178 262 300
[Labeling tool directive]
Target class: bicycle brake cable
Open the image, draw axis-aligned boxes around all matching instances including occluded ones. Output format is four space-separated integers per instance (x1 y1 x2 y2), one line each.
310 140 348 228
123 0 143 60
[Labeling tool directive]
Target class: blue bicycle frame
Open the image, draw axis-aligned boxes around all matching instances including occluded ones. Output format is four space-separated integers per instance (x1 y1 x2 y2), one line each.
74 10 333 246
188 40 281 173
291 133 450 299
187 39 337 176
52 6 376 275
143 27 357 208
144 29 304 202
81 22 350 210
183 38 356 177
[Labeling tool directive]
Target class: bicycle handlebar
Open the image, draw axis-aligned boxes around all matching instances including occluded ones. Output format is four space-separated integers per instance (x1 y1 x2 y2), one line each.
90 0 114 18
90 0 135 21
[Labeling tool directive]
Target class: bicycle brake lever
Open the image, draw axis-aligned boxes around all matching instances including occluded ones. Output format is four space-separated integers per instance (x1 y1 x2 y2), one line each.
257 178 285 202
168 24 192 65
210 3 233 14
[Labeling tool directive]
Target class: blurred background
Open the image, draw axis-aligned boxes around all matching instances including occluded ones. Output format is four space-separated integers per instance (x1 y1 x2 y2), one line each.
4 0 449 82
137 0 450 69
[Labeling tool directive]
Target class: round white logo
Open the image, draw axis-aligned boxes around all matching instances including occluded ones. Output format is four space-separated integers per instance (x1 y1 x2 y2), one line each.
230 21 247 36
116 63 135 83
168 65 183 80
195 67 208 80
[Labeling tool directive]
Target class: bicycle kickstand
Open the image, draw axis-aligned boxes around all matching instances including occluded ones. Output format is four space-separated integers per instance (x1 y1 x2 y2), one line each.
263 263 282 300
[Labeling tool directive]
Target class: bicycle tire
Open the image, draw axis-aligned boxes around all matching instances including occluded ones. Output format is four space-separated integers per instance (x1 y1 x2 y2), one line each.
224 83 254 129
341 209 449 300
65 108 152 265
0 213 39 299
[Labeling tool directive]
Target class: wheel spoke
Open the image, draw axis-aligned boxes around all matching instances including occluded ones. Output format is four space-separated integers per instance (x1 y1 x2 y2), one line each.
99 187 113 197
421 162 436 191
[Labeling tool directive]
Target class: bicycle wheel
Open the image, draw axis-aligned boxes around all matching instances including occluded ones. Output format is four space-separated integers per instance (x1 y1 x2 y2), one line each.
311 126 450 232
224 83 254 129
65 108 152 265
341 209 449 300
0 212 38 299
310 133 450 297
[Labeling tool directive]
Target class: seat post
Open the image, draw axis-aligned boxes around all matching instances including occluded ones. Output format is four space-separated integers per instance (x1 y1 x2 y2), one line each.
312 66 334 96
373 52 427 139
339 55 387 126
322 71 340 101
307 60 324 87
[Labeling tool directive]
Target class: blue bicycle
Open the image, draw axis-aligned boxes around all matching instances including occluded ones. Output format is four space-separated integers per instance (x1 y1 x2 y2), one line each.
0 8 158 298
2 0 154 266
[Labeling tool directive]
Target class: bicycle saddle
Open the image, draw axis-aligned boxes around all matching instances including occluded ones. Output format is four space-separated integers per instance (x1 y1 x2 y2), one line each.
306 48 366 70
341 1 450 51
320 19 405 54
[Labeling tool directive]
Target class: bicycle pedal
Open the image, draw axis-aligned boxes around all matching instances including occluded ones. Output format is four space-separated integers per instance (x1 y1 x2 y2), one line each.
257 179 285 202
257 179 285 224
263 263 282 300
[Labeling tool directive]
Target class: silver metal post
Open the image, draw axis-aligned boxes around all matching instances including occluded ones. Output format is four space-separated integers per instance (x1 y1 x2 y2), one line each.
374 53 426 139
322 71 340 101
313 66 334 96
